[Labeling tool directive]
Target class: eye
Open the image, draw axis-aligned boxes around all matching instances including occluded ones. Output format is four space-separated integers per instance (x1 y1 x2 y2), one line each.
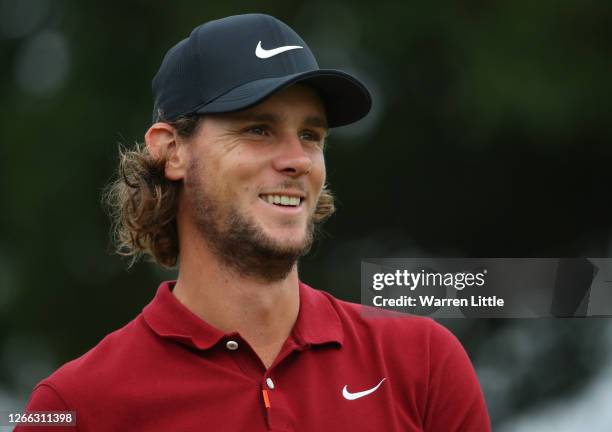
300 129 327 149
245 125 269 136
299 130 322 142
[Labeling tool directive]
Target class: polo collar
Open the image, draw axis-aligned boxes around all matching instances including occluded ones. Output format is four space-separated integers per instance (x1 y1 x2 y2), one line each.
142 280 343 351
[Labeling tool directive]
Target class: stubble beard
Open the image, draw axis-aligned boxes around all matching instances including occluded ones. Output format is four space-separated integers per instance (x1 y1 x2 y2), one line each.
185 162 316 283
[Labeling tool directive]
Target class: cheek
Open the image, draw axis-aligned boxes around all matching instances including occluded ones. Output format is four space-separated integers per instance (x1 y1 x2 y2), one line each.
219 153 265 200
312 155 326 188
224 147 260 177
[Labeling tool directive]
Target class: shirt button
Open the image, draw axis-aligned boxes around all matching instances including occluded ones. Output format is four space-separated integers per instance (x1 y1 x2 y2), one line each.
266 378 275 390
226 340 239 351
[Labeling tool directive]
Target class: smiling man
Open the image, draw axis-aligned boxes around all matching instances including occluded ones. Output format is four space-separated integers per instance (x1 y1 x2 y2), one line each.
17 14 490 431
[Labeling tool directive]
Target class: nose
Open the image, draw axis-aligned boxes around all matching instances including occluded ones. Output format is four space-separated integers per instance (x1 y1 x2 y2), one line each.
271 134 313 177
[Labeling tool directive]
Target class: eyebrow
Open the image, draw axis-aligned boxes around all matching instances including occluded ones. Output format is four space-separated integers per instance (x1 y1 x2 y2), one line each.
229 112 328 130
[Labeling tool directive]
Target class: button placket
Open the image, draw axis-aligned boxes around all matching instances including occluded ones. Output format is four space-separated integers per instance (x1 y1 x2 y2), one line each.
262 370 295 431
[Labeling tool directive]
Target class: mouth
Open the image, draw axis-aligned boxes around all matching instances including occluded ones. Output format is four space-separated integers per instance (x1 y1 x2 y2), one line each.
259 193 304 208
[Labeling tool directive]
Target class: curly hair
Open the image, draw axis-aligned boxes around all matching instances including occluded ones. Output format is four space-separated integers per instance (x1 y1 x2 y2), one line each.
103 115 336 268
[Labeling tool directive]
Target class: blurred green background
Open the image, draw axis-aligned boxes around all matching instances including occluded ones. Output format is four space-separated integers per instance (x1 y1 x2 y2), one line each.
1 0 611 430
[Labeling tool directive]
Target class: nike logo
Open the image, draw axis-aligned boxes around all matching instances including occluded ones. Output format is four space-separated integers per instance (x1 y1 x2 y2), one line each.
255 41 303 59
342 378 386 400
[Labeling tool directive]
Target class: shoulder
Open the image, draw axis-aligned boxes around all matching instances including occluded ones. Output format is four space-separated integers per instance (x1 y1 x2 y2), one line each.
34 315 151 407
313 285 458 349
307 284 475 382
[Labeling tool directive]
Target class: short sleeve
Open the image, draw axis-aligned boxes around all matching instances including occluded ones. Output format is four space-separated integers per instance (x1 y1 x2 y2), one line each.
13 383 78 431
422 321 491 432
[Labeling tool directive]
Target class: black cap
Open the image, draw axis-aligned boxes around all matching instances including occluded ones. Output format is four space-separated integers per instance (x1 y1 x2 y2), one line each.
152 14 371 128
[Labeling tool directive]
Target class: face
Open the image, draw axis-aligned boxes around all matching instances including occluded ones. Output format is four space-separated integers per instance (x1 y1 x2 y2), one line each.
180 84 328 281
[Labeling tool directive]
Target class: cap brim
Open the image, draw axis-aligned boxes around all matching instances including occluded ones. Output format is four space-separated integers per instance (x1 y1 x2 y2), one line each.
194 69 372 128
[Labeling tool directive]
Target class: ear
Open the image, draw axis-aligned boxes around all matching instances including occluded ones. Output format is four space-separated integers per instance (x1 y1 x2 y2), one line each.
144 122 188 181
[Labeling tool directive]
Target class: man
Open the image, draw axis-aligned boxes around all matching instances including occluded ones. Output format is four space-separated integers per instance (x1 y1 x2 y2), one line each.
17 14 490 431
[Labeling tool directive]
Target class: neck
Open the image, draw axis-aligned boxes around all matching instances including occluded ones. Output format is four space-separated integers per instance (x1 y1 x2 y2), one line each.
172 228 300 369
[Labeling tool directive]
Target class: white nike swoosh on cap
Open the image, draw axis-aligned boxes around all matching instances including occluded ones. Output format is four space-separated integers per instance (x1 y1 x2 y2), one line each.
255 41 303 59
342 378 386 401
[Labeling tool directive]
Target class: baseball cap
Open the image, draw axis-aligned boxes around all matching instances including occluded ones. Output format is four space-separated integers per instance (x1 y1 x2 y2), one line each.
152 13 371 128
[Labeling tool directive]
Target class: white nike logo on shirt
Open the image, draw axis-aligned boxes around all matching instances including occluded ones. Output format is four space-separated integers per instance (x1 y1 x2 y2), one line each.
342 378 386 400
255 41 303 59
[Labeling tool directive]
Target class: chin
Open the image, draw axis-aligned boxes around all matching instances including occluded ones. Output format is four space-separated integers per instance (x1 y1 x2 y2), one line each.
260 221 306 237
260 227 309 248
269 232 308 249
254 217 315 256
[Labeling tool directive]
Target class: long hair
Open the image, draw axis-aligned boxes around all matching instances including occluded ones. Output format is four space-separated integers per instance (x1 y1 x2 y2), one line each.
102 115 336 268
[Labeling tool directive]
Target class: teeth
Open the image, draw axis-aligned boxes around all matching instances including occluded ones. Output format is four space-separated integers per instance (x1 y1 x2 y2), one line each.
261 194 301 207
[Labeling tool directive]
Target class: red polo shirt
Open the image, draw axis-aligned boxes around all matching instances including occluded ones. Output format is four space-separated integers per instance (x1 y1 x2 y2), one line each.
17 281 490 431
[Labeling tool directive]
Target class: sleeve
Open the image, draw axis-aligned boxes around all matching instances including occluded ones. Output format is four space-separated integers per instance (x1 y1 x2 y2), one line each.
13 383 78 431
422 320 491 432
